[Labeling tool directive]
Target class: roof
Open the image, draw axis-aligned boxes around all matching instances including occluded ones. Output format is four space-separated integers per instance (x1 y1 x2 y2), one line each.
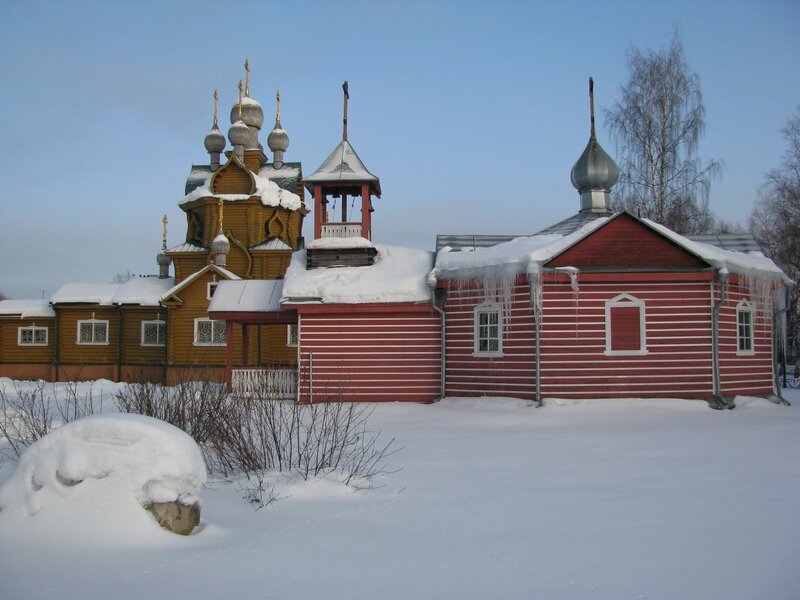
303 140 381 196
208 279 284 313
431 212 789 284
251 238 293 251
166 242 208 253
684 233 762 253
161 264 240 302
51 283 121 305
283 245 433 304
0 299 56 318
113 277 175 306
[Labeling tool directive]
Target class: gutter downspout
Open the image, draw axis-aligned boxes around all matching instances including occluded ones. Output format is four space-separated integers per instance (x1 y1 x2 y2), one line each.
772 282 793 406
528 267 542 407
429 278 446 402
711 269 732 409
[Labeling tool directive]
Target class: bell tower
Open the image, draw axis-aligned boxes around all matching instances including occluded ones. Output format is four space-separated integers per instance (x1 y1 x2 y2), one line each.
303 81 381 242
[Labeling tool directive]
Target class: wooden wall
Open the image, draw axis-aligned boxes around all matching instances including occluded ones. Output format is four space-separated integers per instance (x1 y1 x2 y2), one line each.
0 317 56 364
296 305 441 402
441 277 537 400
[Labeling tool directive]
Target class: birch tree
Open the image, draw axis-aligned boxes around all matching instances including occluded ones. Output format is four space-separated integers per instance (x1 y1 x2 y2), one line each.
606 34 722 234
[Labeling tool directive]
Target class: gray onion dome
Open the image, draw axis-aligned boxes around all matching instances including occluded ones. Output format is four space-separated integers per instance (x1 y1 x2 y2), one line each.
228 118 250 148
267 120 290 153
204 124 226 153
211 230 230 255
570 135 619 192
230 96 264 130
156 251 172 266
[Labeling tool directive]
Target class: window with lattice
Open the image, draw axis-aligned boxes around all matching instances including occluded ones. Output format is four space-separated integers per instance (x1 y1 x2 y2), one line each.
77 318 109 345
474 303 503 356
141 320 166 346
18 326 48 346
194 318 226 346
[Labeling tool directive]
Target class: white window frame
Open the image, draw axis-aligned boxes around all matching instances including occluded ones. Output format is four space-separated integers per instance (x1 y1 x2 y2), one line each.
141 319 167 347
207 282 218 300
18 325 48 346
604 293 647 356
194 317 226 346
736 299 755 356
77 318 109 345
473 302 503 357
287 323 298 347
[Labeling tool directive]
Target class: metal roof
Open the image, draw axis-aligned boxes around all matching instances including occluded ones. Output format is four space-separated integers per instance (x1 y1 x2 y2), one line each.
684 233 762 253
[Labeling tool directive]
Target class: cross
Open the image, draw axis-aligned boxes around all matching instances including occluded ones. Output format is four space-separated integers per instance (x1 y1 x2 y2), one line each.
276 90 281 121
217 197 224 230
244 59 250 97
237 80 243 119
212 89 219 126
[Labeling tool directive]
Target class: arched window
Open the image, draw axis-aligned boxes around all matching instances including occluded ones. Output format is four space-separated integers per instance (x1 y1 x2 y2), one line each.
605 293 646 355
736 299 755 355
474 302 503 357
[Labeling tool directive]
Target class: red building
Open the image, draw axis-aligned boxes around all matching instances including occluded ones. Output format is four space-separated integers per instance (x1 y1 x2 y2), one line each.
212 83 790 408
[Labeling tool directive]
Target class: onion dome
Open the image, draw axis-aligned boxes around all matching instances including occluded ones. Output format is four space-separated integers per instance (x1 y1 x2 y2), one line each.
268 120 290 153
228 118 250 149
157 251 172 266
212 231 230 255
204 124 226 153
230 96 264 130
570 136 619 193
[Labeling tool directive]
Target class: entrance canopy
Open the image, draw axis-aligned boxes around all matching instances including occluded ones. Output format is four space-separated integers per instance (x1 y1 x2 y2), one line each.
208 279 296 323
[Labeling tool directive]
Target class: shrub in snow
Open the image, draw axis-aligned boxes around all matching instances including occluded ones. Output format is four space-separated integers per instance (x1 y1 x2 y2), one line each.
0 413 206 535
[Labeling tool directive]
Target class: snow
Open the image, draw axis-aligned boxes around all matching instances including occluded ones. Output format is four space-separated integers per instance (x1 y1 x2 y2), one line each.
282 245 434 303
208 279 283 313
0 299 55 318
306 236 375 250
0 380 798 599
178 169 304 211
50 282 122 305
0 412 206 545
161 264 240 302
113 277 175 306
304 140 380 184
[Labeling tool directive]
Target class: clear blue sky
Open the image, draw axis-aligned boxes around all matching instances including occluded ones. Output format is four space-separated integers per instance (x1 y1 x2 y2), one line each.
1 0 798 299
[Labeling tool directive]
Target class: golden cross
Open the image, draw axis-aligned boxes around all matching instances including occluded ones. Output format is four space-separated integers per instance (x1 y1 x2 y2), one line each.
276 90 281 121
162 214 168 250
244 59 250 97
218 197 224 230
212 89 219 126
237 80 243 118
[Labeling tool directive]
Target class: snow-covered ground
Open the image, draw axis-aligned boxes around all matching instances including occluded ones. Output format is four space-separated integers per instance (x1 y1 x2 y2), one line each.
1 382 799 599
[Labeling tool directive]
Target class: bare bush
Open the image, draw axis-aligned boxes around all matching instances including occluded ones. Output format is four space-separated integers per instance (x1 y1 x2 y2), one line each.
0 380 103 462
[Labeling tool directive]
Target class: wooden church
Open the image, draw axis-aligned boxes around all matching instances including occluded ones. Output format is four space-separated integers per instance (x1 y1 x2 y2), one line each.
0 71 791 408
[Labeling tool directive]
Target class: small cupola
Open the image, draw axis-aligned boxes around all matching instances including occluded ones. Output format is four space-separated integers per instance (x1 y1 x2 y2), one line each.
267 90 290 168
211 200 230 267
204 89 226 171
228 80 250 161
570 77 619 214
229 59 263 151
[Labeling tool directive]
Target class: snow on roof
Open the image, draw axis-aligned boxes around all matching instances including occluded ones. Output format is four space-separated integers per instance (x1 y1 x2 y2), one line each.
432 219 609 280
642 219 790 282
251 238 293 251
209 279 284 313
306 236 375 250
178 167 304 211
51 283 122 305
0 299 56 319
432 214 789 283
259 163 301 181
113 277 175 306
283 245 433 304
161 264 240 301
167 242 207 253
304 141 381 192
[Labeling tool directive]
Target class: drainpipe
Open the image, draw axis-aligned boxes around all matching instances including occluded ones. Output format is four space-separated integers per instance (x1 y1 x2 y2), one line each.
527 267 542 407
711 269 732 409
428 277 446 402
772 282 793 405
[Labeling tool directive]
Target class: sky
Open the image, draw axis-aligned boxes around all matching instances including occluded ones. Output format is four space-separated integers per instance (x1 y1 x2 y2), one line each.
1 0 798 299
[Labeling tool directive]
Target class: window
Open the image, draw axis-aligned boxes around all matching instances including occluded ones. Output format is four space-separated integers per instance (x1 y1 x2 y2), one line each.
605 294 646 355
194 318 226 346
77 319 109 345
287 323 298 347
18 326 48 346
474 303 502 356
207 282 218 299
141 320 166 346
736 300 754 355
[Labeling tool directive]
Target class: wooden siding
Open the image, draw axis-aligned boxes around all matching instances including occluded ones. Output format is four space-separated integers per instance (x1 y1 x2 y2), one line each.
0 317 56 364
56 306 120 365
547 213 710 270
539 279 715 399
119 307 167 365
297 306 441 403
210 159 254 195
717 278 774 396
442 277 537 400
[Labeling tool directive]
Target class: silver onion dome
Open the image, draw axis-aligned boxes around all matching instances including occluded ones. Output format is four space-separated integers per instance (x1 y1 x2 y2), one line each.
230 96 264 130
570 137 619 193
228 119 250 148
211 230 230 255
267 121 289 153
204 124 226 153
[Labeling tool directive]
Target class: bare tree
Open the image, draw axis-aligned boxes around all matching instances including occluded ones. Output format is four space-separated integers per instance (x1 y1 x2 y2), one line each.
605 32 722 234
750 107 800 358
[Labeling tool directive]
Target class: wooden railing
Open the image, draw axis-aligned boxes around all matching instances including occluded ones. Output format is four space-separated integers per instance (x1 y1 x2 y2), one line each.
321 222 362 238
232 367 297 399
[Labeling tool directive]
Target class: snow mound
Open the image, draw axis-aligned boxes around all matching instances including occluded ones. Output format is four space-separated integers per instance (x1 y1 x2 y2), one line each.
0 414 207 521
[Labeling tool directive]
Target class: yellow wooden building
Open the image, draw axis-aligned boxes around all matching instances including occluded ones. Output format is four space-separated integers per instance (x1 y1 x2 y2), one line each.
0 66 306 386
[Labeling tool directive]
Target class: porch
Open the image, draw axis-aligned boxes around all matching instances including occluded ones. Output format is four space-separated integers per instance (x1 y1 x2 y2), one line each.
231 366 297 399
